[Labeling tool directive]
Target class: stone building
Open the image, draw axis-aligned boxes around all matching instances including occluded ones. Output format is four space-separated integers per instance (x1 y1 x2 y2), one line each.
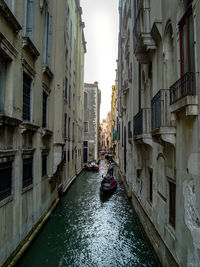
118 0 200 266
0 0 85 266
83 82 101 163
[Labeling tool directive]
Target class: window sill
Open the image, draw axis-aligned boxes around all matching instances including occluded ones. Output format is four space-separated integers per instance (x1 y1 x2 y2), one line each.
0 1 22 33
20 121 39 134
22 36 40 60
41 128 53 137
0 114 21 127
0 32 18 61
21 184 33 194
0 195 13 207
42 64 53 81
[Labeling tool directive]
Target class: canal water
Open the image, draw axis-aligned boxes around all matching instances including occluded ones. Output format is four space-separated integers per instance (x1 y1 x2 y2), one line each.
16 160 158 267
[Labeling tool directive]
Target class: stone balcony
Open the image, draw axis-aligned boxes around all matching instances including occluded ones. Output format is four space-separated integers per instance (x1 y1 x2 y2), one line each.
133 108 152 146
170 72 198 117
133 7 156 63
151 89 176 146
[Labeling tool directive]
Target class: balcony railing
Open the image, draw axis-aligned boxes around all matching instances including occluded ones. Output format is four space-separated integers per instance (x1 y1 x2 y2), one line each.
133 108 151 136
151 89 170 131
170 72 196 105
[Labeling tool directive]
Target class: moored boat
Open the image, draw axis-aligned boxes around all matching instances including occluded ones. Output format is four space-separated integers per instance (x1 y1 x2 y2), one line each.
85 162 99 171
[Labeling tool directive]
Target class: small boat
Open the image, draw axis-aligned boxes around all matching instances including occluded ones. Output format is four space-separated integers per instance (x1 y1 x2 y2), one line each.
85 162 99 171
100 176 117 195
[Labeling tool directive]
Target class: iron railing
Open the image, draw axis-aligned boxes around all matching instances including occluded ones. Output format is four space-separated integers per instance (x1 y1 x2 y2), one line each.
170 72 196 105
151 89 169 130
133 108 151 136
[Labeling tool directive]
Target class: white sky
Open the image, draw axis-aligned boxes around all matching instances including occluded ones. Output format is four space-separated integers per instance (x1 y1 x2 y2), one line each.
80 0 119 122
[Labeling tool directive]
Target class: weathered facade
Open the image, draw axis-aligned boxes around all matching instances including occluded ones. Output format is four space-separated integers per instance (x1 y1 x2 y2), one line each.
0 0 85 266
118 0 200 266
83 82 101 163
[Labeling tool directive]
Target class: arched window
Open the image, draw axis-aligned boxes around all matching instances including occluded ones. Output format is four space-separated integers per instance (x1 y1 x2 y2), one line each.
163 23 174 88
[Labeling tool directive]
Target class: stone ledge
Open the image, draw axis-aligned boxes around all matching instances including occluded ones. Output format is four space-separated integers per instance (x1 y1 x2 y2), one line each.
0 114 22 127
0 0 22 33
22 36 40 60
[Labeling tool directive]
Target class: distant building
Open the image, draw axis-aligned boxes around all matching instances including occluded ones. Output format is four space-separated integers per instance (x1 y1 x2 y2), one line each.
83 82 101 163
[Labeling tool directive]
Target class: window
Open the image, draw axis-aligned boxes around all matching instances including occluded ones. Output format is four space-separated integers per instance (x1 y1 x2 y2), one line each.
169 181 176 228
0 60 6 113
84 92 88 108
23 72 32 121
42 155 47 176
69 85 71 106
23 158 33 188
72 122 74 141
70 20 72 47
0 162 12 201
25 0 35 41
44 5 52 67
84 122 88 132
42 91 48 128
84 141 88 147
149 170 153 203
179 8 195 75
63 151 66 164
64 114 67 137
65 78 68 99
68 117 70 139
68 150 70 162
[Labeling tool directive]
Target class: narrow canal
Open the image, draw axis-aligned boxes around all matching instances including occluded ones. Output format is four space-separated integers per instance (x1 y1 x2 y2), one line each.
16 161 158 267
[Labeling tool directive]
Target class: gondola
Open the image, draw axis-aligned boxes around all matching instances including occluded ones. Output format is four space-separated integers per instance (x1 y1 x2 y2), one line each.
100 176 117 195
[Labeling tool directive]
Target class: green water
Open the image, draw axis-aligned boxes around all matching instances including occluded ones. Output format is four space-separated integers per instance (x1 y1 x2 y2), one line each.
16 161 158 267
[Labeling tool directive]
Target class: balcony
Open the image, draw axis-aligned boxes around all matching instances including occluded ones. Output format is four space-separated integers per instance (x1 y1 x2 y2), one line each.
133 108 152 146
122 80 129 95
133 7 156 63
151 89 176 146
170 72 198 116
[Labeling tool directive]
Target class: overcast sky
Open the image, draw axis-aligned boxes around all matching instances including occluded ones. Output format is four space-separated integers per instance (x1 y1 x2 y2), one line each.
80 0 119 122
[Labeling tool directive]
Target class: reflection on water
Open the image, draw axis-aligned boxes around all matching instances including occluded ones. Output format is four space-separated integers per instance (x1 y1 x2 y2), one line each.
17 161 158 267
